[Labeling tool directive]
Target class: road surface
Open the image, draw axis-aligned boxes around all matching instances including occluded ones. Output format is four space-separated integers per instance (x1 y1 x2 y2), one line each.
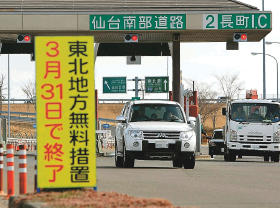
2 155 280 208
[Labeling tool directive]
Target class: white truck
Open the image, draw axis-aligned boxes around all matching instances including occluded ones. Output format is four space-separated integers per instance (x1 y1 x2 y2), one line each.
223 99 280 162
115 100 196 169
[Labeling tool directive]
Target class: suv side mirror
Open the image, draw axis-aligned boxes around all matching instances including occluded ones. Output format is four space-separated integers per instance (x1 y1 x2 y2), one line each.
222 108 227 116
116 115 126 123
206 136 212 140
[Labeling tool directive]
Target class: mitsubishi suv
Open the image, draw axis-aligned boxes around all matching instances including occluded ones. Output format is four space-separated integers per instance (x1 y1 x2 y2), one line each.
115 100 196 169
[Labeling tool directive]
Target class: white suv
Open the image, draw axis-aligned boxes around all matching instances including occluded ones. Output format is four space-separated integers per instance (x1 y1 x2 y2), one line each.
115 100 196 169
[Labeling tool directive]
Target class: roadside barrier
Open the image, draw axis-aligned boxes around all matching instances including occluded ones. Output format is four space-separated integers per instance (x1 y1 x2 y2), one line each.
0 144 3 195
6 144 15 197
103 137 115 149
96 130 115 154
19 145 27 194
7 138 37 152
34 156 37 192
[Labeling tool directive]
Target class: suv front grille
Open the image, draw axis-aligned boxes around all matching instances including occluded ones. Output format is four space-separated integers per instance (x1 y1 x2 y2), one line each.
143 131 180 139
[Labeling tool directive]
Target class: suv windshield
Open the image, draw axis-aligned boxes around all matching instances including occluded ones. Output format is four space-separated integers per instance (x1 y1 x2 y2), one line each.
213 131 223 139
231 103 280 123
130 104 185 122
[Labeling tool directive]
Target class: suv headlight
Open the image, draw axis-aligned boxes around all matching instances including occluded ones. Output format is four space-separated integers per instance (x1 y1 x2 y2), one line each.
230 130 237 142
273 130 280 142
129 130 143 139
180 131 193 141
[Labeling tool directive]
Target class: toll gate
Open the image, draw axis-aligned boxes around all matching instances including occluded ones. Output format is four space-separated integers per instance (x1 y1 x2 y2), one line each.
0 0 272 102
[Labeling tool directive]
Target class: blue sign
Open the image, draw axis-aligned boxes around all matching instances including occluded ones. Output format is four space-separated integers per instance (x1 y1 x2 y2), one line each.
102 124 110 129
33 124 37 128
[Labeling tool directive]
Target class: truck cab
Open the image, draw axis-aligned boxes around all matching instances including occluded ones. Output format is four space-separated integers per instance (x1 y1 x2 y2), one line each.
223 100 280 162
115 100 196 169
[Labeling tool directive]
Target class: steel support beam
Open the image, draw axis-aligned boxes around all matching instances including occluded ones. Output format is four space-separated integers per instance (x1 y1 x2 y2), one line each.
172 34 180 103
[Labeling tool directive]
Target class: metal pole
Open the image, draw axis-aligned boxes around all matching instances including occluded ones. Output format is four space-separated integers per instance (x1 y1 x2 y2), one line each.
8 54 10 138
277 62 279 102
94 43 99 64
135 76 138 98
196 114 201 154
252 53 279 102
172 34 181 103
262 0 266 99
167 56 169 99
265 54 279 102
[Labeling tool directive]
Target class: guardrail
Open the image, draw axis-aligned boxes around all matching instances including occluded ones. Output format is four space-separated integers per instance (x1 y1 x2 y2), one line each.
7 138 37 151
0 111 36 123
0 111 116 124
0 111 35 116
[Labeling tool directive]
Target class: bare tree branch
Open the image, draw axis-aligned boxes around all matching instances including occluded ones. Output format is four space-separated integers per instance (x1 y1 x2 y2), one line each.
215 73 243 100
183 79 221 127
0 74 7 114
21 80 36 109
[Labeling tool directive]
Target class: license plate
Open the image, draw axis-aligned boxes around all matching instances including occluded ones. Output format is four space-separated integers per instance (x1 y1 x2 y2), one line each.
221 148 224 152
155 142 168 148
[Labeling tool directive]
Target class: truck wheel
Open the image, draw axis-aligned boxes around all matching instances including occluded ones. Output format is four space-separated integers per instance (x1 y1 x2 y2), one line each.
172 158 183 168
224 153 229 161
123 143 135 168
264 155 269 162
228 153 236 162
183 153 195 169
224 146 230 161
272 154 279 162
115 138 123 168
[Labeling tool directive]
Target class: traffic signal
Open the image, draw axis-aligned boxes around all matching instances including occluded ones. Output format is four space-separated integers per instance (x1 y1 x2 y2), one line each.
17 34 32 43
124 34 139 43
233 33 247 42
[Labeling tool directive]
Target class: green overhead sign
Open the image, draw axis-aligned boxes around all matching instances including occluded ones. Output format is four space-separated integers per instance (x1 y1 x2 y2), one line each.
203 13 271 30
103 77 126 93
90 14 186 31
145 76 169 93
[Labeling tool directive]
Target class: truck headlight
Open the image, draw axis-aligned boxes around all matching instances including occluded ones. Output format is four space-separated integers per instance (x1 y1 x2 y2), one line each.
230 130 237 142
129 130 143 139
209 141 216 146
273 130 280 142
180 131 193 141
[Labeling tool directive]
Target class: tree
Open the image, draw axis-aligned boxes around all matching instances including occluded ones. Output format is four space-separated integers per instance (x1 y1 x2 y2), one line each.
215 73 243 100
0 74 6 114
183 79 222 127
21 80 36 109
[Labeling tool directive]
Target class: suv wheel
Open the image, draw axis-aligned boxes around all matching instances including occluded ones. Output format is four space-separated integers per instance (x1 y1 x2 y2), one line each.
209 147 214 158
115 138 123 168
123 143 135 168
172 156 183 168
183 153 195 169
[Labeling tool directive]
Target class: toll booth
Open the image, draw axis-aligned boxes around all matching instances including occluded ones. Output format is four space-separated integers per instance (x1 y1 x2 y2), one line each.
246 90 258 99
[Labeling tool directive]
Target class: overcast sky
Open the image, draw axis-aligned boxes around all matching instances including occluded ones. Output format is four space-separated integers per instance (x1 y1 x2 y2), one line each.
0 0 279 100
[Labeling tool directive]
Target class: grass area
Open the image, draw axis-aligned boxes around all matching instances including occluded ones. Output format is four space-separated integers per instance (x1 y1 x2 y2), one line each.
10 189 182 208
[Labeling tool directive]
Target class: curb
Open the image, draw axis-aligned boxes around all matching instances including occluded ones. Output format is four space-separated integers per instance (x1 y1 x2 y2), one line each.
9 196 47 208
196 155 211 160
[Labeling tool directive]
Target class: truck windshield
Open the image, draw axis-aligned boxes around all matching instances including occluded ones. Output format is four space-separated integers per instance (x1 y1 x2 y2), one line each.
213 131 223 139
230 103 280 123
130 104 185 122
